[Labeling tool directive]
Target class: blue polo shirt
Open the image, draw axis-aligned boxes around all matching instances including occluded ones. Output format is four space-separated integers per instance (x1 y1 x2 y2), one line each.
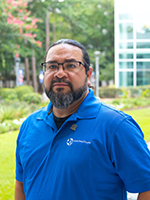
16 89 150 200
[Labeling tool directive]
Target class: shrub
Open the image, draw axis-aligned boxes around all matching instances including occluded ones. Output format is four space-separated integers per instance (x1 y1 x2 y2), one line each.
21 92 42 104
99 87 122 98
0 123 10 134
15 85 34 100
0 86 42 104
0 102 40 123
98 85 150 98
142 89 150 98
0 88 18 102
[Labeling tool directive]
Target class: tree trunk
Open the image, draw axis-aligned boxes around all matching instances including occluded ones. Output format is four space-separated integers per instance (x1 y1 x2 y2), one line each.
24 57 30 85
53 22 55 42
46 11 50 51
24 39 30 85
31 52 38 92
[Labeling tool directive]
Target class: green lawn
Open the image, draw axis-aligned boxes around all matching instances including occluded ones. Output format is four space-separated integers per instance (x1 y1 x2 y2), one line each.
125 107 150 142
0 131 18 200
0 107 150 199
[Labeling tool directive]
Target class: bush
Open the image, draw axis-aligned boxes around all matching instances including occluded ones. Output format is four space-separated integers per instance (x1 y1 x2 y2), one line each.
0 85 41 103
0 123 10 134
98 85 150 98
21 92 42 104
108 97 150 110
0 102 40 123
142 89 150 98
99 87 122 98
15 85 34 100
0 88 18 102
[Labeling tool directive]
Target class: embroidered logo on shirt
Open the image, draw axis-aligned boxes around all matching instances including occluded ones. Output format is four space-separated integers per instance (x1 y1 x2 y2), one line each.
66 138 91 146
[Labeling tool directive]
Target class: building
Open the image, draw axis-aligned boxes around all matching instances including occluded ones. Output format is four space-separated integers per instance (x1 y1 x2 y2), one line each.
115 0 150 87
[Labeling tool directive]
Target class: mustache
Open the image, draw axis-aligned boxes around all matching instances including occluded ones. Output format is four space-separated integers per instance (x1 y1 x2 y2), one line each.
50 78 73 90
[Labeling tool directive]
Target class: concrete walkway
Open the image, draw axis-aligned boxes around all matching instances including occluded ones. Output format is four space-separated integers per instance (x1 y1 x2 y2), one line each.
127 142 150 200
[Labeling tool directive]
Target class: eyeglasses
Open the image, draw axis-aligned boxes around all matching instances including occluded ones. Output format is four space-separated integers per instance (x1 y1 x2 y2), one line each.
41 60 85 73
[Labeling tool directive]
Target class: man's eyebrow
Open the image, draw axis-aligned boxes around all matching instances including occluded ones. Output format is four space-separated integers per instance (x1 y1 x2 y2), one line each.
64 59 77 62
46 59 78 63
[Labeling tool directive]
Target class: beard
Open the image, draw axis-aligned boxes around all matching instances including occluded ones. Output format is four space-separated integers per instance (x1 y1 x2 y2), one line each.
44 77 88 109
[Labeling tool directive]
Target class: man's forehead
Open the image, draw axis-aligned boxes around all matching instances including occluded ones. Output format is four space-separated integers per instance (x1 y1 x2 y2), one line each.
48 43 82 52
46 43 83 60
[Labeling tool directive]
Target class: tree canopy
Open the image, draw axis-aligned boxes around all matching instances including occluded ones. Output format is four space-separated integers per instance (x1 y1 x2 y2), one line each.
0 0 114 87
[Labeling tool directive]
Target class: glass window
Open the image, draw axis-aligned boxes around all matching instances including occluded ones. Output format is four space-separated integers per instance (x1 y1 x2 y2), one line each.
135 13 150 22
119 62 133 69
119 53 133 59
137 62 150 69
137 53 150 59
119 13 133 20
136 23 150 39
119 71 133 87
119 42 133 49
137 71 150 86
119 23 133 39
137 42 150 49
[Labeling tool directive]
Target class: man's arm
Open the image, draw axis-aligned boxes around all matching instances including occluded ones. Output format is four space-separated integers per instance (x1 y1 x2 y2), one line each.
137 191 150 200
15 180 25 200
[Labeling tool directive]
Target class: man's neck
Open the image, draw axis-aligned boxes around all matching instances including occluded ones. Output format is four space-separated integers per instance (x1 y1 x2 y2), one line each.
52 90 89 118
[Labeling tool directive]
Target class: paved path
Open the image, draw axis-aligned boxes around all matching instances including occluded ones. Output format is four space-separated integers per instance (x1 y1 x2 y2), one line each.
127 142 150 200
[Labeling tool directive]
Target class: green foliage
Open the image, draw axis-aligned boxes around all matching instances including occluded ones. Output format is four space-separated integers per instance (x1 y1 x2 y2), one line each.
0 124 10 134
0 101 41 134
99 85 150 98
0 85 37 102
21 92 41 104
0 88 18 101
142 89 150 98
0 101 40 123
104 98 150 110
99 87 122 98
0 119 22 134
15 85 34 100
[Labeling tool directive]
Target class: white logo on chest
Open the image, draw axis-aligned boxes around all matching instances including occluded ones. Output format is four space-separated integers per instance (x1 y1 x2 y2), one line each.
66 138 91 146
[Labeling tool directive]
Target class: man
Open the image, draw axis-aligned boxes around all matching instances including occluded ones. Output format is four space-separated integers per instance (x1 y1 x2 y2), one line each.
15 39 150 200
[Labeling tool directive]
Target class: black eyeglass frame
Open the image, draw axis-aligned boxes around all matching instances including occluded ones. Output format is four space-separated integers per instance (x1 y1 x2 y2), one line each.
41 60 86 72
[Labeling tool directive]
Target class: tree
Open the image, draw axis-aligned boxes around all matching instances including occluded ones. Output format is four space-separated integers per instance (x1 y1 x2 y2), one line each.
1 0 115 88
0 0 42 89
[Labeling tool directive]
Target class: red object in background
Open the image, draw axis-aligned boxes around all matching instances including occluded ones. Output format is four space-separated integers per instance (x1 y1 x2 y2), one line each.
15 53 19 58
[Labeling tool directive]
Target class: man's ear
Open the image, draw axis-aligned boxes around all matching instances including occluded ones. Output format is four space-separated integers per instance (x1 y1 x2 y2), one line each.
87 67 93 86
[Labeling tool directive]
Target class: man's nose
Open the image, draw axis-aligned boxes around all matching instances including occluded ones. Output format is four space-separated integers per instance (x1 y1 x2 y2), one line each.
54 65 68 78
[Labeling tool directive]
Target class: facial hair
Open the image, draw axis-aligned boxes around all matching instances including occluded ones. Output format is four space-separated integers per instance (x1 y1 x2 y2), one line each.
44 77 88 109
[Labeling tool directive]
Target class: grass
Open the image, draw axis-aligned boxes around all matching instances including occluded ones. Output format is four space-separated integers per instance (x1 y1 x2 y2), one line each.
124 107 150 142
0 131 18 200
0 107 150 199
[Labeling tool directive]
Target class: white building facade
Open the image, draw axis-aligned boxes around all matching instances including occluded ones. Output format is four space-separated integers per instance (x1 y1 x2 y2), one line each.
115 0 150 87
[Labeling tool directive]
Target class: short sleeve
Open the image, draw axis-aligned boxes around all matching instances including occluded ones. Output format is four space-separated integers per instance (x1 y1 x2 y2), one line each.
110 117 150 193
15 125 24 182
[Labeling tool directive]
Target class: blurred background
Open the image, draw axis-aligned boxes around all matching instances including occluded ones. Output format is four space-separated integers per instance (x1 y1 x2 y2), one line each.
0 0 150 199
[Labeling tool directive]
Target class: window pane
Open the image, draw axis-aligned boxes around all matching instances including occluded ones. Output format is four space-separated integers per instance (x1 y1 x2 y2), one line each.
137 53 150 59
119 53 133 59
137 42 150 49
119 71 133 87
137 62 150 69
119 42 133 49
135 12 150 22
119 13 133 20
119 23 133 39
136 23 150 39
137 71 150 86
119 62 133 69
